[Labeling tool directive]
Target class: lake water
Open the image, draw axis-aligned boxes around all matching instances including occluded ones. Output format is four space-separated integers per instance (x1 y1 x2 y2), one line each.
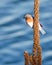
0 0 52 65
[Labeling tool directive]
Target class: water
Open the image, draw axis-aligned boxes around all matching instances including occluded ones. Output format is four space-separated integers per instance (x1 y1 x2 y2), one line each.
0 0 52 65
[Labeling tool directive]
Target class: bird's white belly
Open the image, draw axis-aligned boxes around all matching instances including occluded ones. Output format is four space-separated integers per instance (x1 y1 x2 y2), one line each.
28 22 33 28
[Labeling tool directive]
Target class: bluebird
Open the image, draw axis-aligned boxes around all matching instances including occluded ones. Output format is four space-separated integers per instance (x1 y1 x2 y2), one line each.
24 14 46 35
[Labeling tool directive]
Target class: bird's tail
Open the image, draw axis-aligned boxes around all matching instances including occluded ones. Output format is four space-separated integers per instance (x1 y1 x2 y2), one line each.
40 28 46 35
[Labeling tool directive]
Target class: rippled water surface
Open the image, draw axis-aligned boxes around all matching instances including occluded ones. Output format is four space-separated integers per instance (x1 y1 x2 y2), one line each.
0 0 52 65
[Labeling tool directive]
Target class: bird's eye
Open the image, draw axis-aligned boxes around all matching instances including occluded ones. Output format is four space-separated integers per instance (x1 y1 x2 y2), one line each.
25 17 28 20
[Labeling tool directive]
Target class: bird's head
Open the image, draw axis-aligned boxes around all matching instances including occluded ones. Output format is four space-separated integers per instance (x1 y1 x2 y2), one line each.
24 14 33 23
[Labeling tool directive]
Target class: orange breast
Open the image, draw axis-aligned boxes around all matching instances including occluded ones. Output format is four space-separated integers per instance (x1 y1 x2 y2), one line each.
27 18 33 23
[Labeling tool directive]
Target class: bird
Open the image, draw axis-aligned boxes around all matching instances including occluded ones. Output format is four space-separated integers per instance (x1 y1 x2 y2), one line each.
24 14 46 35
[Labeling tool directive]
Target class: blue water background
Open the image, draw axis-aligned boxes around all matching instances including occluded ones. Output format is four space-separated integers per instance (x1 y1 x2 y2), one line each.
0 0 52 65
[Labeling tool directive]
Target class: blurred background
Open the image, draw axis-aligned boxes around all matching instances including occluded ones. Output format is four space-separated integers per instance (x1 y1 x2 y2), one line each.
0 0 52 65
